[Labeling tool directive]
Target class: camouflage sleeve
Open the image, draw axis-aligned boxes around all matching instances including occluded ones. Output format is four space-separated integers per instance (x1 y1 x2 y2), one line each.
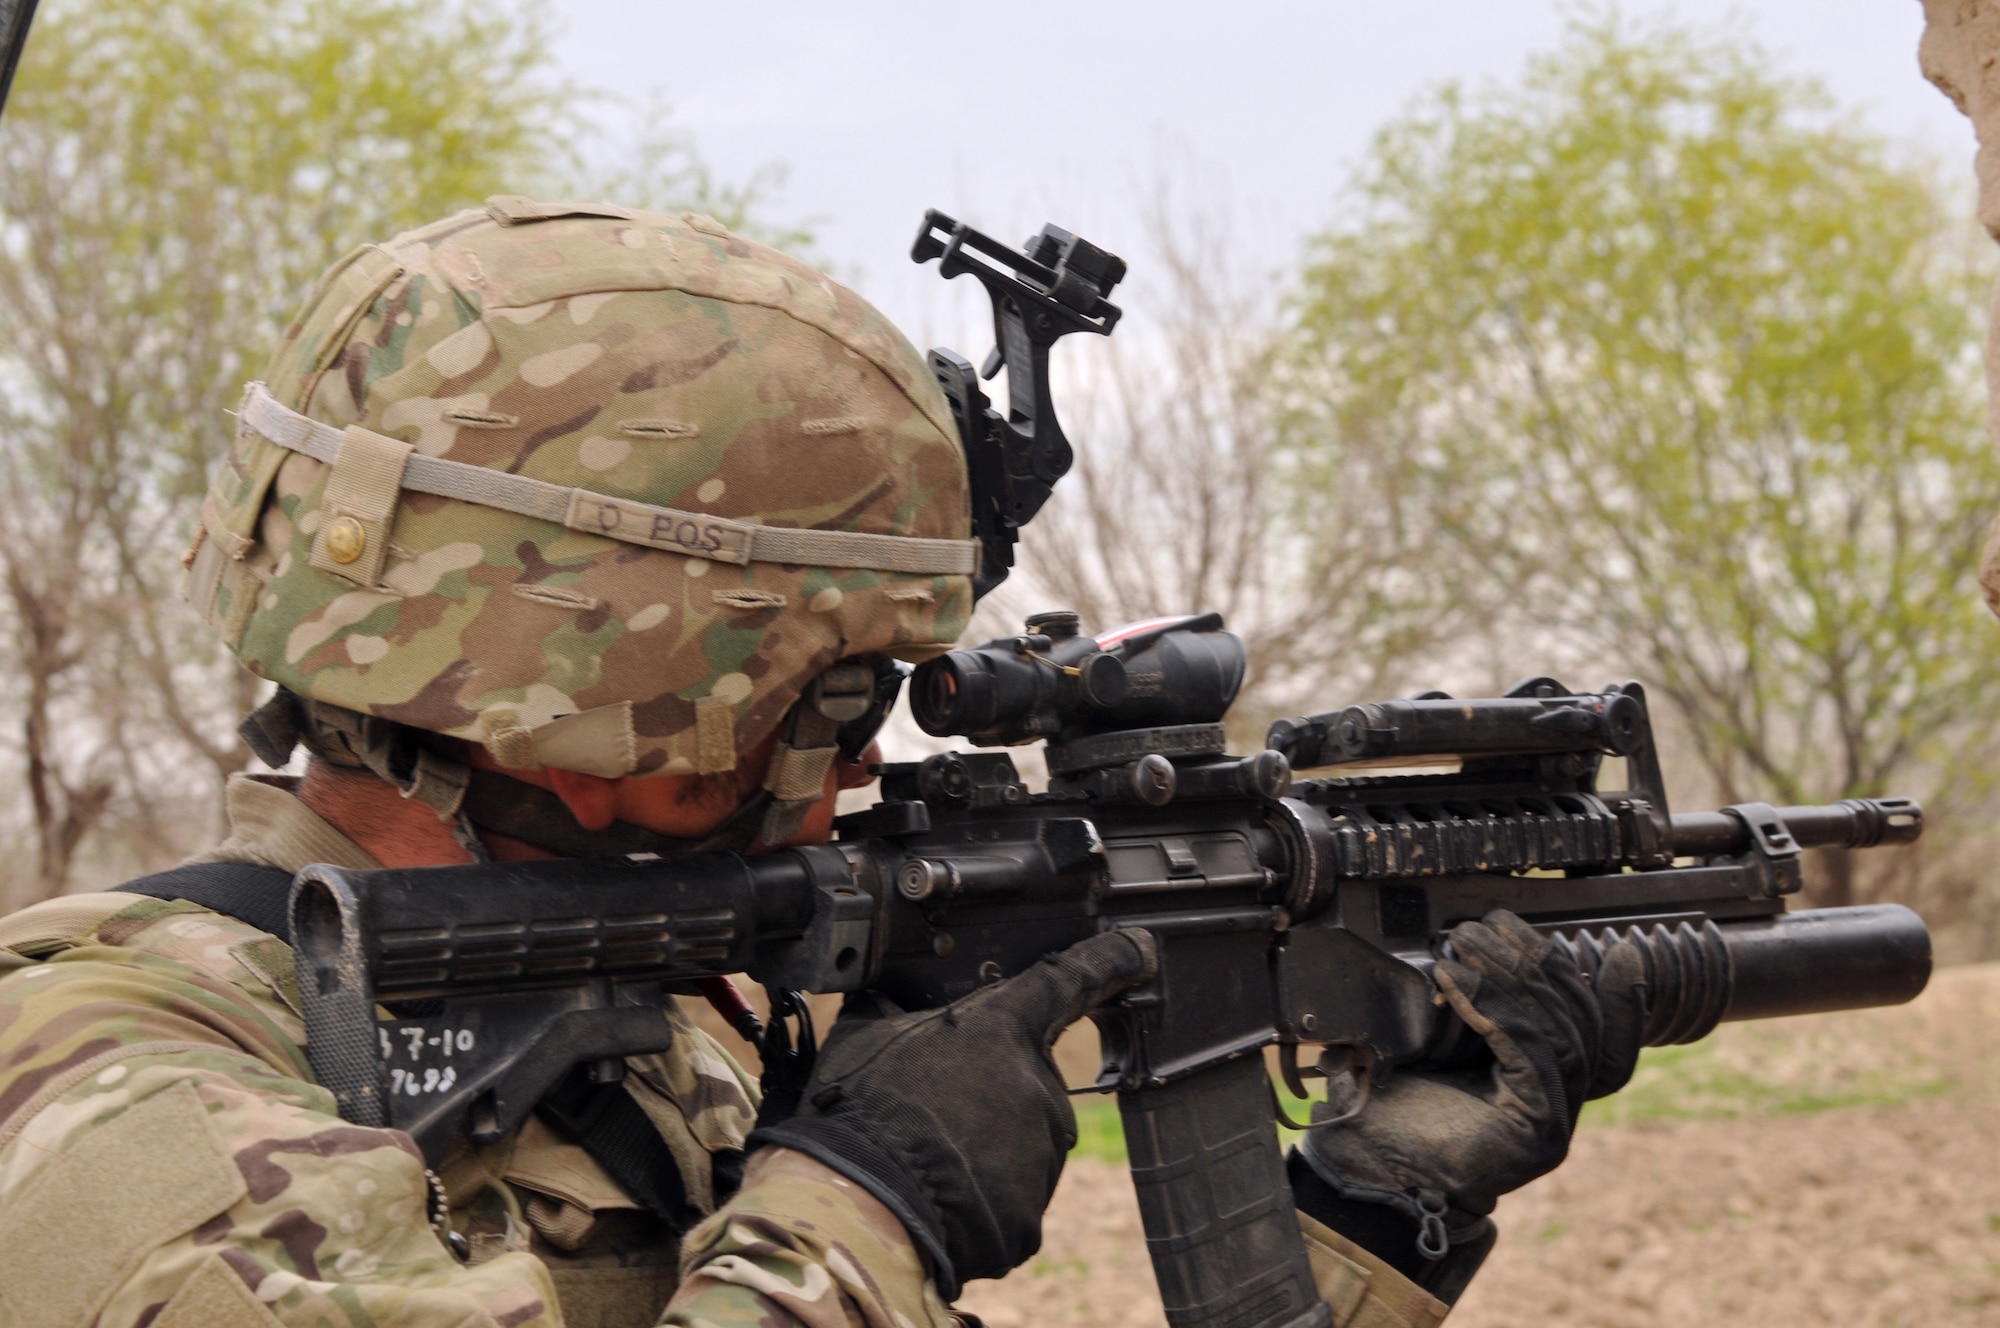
0 899 559 1328
1298 1211 1450 1328
665 1146 955 1328
666 1154 1437 1328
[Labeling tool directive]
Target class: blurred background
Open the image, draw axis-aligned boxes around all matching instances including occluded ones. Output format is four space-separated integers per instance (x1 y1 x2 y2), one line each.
3 2 1998 1323
5 0 1994 955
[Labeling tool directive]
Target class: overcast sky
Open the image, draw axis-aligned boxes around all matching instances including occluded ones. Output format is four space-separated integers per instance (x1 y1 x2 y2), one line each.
549 1 1973 347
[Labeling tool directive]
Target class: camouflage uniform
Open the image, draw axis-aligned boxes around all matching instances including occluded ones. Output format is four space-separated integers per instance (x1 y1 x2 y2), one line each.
0 816 1438 1328
0 197 1445 1327
0 199 976 1328
0 774 954 1328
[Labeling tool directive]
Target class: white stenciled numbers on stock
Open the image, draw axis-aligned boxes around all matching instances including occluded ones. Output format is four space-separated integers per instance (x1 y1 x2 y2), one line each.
388 1065 459 1097
378 1022 478 1096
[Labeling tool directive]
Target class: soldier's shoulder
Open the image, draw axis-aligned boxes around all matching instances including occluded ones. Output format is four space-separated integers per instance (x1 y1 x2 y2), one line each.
0 853 295 967
0 886 306 1045
0 892 136 964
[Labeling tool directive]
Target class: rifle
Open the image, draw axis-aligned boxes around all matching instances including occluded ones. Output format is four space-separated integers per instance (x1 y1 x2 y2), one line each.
285 217 1931 1328
290 613 1930 1328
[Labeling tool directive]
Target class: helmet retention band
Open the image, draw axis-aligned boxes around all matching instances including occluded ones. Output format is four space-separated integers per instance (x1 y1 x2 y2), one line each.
238 383 979 576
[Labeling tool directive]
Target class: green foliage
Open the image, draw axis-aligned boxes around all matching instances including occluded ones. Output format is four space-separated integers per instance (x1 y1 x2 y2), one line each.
1066 1088 1315 1165
1071 1098 1128 1163
1581 1037 1953 1127
0 0 807 895
4 0 575 492
1278 13 2000 905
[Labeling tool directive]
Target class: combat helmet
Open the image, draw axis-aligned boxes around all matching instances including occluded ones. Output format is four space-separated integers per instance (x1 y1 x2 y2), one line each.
185 196 974 848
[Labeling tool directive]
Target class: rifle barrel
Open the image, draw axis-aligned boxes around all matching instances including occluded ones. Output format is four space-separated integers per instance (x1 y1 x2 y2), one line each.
1668 798 1921 856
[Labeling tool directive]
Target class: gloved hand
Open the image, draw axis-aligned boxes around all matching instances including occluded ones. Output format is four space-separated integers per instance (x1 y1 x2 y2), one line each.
1291 910 1648 1299
747 929 1157 1299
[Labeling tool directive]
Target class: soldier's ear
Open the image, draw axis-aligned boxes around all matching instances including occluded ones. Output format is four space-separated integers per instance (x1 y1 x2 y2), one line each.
545 766 620 831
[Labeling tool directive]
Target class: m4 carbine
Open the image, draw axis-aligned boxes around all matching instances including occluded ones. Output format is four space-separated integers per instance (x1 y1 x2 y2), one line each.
291 611 1930 1328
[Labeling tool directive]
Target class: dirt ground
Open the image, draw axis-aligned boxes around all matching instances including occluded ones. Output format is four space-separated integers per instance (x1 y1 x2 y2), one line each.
950 962 2000 1328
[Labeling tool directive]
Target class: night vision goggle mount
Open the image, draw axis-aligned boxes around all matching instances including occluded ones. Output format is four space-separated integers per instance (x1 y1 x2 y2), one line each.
911 209 1126 600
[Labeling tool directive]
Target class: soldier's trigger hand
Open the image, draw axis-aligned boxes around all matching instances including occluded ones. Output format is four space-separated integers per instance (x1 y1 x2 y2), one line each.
1293 909 1648 1280
745 930 1157 1301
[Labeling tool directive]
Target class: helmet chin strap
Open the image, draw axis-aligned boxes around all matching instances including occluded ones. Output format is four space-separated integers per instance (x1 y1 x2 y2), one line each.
240 689 688 861
243 688 471 821
455 769 712 859
463 662 876 858
756 660 877 847
242 662 875 862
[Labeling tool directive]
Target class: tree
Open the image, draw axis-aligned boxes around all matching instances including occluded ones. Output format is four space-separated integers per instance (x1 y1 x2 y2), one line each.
0 0 793 903
1278 14 2000 925
1001 195 1478 751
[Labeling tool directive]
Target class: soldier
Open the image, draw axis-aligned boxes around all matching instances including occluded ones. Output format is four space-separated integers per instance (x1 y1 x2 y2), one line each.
0 198 1643 1328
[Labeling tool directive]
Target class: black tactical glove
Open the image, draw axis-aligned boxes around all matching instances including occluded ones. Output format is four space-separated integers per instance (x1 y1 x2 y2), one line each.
748 930 1157 1299
1292 910 1648 1301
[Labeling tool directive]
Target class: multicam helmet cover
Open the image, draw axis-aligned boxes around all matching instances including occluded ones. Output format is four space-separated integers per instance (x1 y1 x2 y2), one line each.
185 196 974 779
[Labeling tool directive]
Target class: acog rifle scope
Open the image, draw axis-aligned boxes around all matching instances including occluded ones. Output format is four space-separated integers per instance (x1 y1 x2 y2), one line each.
911 610 1245 746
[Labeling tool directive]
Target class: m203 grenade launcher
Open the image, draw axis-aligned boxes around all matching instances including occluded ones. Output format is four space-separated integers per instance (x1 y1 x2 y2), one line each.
286 215 1930 1328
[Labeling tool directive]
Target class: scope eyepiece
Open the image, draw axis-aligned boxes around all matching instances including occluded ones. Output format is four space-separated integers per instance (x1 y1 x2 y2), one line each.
912 637 1126 742
910 610 1246 746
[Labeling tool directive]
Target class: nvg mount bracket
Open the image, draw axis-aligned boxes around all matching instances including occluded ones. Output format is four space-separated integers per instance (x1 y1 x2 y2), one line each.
911 209 1125 600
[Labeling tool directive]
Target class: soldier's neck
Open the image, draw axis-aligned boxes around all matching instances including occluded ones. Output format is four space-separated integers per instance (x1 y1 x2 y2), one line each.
296 759 553 867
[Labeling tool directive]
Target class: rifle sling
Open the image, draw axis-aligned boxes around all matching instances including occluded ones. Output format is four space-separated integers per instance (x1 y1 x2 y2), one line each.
113 862 296 942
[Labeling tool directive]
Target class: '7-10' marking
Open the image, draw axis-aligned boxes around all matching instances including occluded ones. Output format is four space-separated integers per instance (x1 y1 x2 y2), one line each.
377 1026 477 1097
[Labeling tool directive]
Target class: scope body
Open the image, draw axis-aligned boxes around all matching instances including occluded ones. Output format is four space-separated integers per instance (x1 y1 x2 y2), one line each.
912 611 1244 745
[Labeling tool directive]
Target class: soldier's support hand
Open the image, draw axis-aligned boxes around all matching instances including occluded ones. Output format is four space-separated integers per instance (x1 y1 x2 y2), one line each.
1290 909 1648 1302
747 930 1157 1300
